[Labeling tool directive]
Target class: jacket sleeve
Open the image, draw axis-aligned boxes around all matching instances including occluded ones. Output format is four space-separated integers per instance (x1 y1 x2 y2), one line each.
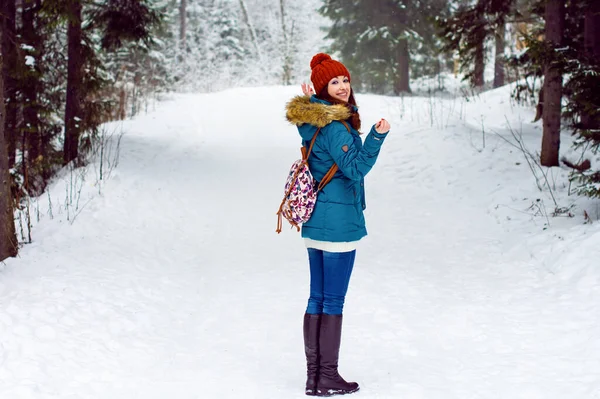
323 122 388 181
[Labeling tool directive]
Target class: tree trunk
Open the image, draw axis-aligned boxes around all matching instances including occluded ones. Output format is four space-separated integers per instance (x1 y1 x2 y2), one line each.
494 21 506 88
581 0 600 129
63 0 83 165
584 0 600 57
540 0 565 167
395 38 411 94
473 1 486 88
473 41 485 87
179 0 186 49
280 0 292 85
0 48 18 261
238 0 263 64
1 0 18 168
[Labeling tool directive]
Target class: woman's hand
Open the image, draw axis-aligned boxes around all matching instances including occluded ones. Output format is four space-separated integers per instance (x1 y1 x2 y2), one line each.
375 118 390 134
301 83 314 96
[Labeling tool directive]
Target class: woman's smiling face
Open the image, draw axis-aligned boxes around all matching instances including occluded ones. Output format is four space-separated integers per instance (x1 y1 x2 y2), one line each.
327 75 351 102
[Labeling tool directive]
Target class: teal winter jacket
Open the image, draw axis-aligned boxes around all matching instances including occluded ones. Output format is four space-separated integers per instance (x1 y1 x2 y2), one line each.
285 95 387 242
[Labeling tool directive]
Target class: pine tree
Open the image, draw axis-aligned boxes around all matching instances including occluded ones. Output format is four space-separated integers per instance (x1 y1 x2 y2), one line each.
0 0 168 246
0 50 18 261
20 0 47 194
410 0 454 87
494 19 506 87
279 0 292 85
563 0 600 197
210 1 246 83
580 0 600 130
1 0 18 168
505 0 599 196
320 0 449 95
439 0 513 88
31 2 68 189
160 0 327 91
283 0 330 84
44 0 161 165
540 0 565 167
180 0 187 49
63 0 84 165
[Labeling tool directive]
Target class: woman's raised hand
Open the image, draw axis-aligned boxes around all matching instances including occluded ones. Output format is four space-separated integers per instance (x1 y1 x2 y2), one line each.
301 83 315 96
375 118 390 134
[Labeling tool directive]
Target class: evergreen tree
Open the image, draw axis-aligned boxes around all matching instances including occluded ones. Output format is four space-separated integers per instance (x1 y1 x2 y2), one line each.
1 0 18 168
279 0 330 84
209 1 246 86
41 0 162 166
320 0 450 95
180 0 186 48
0 50 18 261
562 0 600 197
19 0 51 195
279 0 293 85
439 0 513 88
63 0 160 165
63 0 84 165
159 0 327 91
0 0 168 245
31 4 68 192
495 0 599 196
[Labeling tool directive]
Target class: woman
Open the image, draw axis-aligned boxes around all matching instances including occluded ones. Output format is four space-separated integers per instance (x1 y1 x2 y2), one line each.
285 53 390 396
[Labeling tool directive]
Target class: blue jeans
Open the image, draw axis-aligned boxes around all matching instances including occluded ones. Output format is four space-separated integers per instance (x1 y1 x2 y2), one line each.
306 248 356 315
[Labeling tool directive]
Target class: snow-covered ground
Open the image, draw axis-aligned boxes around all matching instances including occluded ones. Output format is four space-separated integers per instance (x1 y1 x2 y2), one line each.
1 84 599 399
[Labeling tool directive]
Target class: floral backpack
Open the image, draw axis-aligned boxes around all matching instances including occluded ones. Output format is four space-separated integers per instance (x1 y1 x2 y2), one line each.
276 121 349 233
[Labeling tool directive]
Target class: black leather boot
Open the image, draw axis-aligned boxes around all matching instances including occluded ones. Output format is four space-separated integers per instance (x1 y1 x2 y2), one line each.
316 314 359 396
304 313 322 396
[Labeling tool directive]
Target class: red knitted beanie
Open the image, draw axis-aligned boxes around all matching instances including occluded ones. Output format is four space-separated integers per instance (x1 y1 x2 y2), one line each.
310 53 351 96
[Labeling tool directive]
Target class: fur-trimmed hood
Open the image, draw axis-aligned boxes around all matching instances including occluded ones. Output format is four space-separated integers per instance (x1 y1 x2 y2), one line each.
285 95 351 128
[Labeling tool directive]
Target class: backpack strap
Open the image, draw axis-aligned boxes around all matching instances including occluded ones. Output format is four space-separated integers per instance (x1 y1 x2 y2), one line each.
301 127 320 160
299 121 352 193
315 121 350 191
303 120 350 161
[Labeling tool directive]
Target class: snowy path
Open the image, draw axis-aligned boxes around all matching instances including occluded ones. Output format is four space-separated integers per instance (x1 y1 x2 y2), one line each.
1 86 599 399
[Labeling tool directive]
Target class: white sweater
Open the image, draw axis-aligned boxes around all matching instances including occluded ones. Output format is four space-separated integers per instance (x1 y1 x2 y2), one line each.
304 238 360 253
